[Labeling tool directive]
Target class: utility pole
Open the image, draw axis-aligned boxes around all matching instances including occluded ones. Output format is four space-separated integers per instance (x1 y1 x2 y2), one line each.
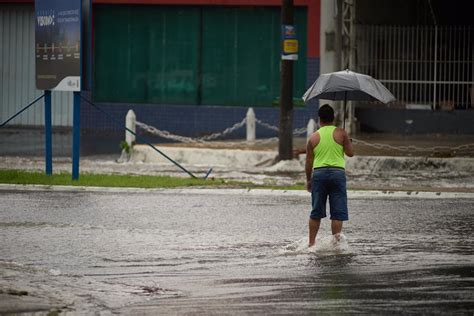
279 0 294 161
334 0 343 127
335 0 343 71
342 0 356 134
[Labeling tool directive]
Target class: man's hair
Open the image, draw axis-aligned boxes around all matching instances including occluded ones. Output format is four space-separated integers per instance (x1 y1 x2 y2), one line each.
318 104 335 123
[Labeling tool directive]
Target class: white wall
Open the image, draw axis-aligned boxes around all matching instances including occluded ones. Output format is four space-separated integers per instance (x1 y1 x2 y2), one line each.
319 0 337 112
319 0 337 75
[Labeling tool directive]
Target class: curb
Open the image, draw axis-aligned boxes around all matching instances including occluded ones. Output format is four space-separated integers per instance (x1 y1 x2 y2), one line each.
0 184 473 199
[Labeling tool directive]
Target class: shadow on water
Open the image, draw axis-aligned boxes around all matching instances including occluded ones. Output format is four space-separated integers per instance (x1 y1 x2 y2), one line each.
261 258 474 315
307 252 356 269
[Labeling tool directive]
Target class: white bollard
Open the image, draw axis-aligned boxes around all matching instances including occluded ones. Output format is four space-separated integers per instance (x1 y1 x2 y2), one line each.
125 109 136 147
307 118 316 141
246 107 256 142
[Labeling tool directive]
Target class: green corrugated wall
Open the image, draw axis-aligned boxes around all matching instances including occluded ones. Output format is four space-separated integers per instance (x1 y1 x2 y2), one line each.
94 5 307 107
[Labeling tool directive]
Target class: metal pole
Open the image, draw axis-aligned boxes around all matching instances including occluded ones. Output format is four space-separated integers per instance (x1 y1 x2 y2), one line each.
334 0 343 126
72 92 81 180
421 26 431 104
335 0 342 71
346 0 355 133
433 26 438 109
456 26 460 108
441 27 446 106
278 0 294 161
44 90 52 175
462 26 467 109
343 91 347 129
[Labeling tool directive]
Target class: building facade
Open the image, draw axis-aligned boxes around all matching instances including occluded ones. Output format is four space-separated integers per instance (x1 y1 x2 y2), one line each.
2 0 472 145
1 0 321 145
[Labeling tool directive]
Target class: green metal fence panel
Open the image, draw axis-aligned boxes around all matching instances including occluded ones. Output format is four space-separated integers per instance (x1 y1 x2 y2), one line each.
94 6 135 102
94 5 199 104
94 5 306 107
147 8 200 104
202 6 307 107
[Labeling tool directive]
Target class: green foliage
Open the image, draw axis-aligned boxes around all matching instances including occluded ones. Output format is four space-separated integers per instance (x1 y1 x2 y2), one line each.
119 141 131 154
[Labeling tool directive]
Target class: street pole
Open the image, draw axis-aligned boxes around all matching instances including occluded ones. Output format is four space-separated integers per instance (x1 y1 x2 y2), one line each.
334 0 343 126
335 0 343 72
44 90 52 175
72 92 81 180
279 0 294 161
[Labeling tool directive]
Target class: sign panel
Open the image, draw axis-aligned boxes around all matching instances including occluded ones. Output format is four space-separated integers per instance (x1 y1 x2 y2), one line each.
281 25 298 61
35 0 81 91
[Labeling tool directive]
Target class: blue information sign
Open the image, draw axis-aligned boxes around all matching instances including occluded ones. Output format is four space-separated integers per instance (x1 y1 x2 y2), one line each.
35 0 82 91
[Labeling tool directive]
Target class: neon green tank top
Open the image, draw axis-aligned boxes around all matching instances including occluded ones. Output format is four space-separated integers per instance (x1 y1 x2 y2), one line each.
313 125 345 169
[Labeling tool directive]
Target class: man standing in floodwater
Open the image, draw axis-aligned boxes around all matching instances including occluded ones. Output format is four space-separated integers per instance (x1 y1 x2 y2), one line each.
305 104 354 247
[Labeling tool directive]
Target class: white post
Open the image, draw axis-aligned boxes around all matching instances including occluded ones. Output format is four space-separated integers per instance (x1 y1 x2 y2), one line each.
246 107 256 142
307 118 316 141
125 109 136 147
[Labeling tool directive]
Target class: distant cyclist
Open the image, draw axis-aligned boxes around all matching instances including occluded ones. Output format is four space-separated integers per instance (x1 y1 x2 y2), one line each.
305 104 354 247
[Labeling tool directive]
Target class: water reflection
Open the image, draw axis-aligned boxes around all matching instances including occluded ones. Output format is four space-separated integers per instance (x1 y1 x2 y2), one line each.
0 190 472 314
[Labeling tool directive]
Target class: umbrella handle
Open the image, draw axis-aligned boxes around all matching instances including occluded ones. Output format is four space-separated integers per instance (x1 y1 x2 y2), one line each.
343 92 347 130
343 107 345 129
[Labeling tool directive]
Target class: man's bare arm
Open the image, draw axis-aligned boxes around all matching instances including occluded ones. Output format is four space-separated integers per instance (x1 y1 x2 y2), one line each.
305 140 314 183
343 131 355 157
305 135 317 192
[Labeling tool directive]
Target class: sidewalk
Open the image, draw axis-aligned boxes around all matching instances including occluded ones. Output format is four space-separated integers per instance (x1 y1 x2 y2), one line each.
126 136 474 192
1 126 474 157
155 134 474 157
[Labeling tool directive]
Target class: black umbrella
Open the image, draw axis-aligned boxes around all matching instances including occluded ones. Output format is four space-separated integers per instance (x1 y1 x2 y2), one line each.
302 70 396 128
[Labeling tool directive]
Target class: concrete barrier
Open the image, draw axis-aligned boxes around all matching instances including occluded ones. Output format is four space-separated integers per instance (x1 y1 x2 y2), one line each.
346 156 474 174
131 144 474 175
132 145 277 168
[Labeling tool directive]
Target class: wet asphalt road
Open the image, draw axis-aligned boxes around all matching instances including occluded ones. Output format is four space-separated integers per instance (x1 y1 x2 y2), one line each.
0 188 473 315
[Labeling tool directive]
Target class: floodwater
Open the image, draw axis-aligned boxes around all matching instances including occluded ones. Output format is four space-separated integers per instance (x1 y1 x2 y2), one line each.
0 189 473 314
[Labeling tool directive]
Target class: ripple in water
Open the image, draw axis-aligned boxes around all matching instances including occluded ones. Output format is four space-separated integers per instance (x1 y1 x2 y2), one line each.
280 233 351 255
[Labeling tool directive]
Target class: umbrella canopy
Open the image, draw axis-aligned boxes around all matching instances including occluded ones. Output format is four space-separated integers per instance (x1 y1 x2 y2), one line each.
302 70 395 104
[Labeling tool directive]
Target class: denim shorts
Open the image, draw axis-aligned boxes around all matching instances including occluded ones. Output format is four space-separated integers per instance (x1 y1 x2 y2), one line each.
310 167 348 221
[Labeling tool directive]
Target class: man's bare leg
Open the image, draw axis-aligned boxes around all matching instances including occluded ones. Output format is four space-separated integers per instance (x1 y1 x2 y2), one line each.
309 218 321 247
331 220 343 241
331 220 343 234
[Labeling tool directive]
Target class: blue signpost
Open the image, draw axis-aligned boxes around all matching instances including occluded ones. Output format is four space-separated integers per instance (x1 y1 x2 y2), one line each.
35 0 85 180
72 92 81 180
44 90 52 175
